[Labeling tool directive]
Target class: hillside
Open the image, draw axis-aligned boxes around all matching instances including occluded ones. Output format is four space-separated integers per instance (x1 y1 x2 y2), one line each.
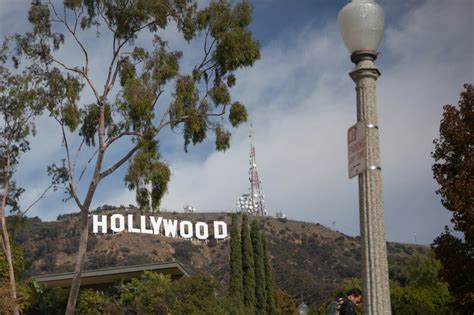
10 209 428 305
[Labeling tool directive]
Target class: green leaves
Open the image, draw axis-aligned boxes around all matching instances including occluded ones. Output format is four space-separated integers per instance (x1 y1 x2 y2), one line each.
251 220 267 314
214 27 260 74
47 159 70 192
229 214 244 311
62 103 81 132
241 214 256 310
119 60 136 87
0 42 46 216
201 0 260 74
210 83 231 105
229 102 247 127
28 2 51 36
119 271 172 314
44 69 83 131
124 138 171 211
119 272 229 314
79 104 112 147
166 0 259 152
215 126 231 152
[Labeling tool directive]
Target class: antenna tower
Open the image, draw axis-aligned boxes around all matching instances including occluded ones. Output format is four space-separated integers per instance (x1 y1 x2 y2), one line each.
237 124 267 216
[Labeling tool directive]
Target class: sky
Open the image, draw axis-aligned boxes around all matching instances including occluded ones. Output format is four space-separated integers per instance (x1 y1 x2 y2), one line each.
0 0 472 245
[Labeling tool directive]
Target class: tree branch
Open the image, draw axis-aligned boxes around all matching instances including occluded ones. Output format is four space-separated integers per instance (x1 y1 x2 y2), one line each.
103 20 158 99
105 131 143 150
72 138 85 175
78 148 99 182
51 58 82 75
21 183 53 215
49 0 89 74
99 145 139 180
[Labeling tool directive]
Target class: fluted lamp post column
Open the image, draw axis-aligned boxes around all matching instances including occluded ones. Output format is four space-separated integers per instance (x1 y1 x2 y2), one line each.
338 0 391 314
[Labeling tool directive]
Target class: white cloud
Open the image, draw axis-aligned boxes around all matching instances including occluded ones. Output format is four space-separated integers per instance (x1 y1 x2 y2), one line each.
3 0 473 246
162 0 473 245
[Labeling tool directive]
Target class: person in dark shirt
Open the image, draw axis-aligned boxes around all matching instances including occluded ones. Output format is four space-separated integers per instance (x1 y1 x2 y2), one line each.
340 288 362 315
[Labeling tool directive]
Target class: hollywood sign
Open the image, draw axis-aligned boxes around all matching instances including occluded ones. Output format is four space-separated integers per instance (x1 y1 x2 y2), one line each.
92 214 228 240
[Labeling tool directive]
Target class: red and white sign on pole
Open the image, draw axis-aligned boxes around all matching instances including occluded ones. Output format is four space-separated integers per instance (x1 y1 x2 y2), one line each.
348 121 366 179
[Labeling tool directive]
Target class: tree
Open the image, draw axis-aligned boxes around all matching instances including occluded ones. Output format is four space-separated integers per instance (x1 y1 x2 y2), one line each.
389 254 453 314
0 241 31 314
28 282 69 315
17 0 260 312
262 232 275 314
432 229 473 310
119 271 173 314
172 275 227 314
431 83 474 310
119 272 228 314
229 213 244 312
241 214 256 312
272 281 296 315
77 289 120 315
251 219 266 314
0 41 45 315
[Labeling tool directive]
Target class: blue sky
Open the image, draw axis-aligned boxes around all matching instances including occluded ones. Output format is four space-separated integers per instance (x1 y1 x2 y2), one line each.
0 0 473 245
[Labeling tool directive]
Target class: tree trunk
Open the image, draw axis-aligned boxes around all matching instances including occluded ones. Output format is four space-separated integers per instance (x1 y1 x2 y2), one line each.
65 207 89 315
65 103 105 314
1 217 19 315
0 154 19 315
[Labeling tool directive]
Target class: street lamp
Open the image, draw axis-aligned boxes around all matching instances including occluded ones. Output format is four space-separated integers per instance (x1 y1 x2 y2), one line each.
338 1 391 314
297 302 308 315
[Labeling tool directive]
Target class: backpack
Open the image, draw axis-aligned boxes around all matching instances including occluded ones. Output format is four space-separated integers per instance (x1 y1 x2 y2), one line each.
325 297 345 315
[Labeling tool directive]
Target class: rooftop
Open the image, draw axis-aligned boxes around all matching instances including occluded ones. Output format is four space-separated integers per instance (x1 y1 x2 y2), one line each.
34 261 189 288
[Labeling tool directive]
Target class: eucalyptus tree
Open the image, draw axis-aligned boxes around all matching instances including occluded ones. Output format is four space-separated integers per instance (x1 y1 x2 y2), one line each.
16 0 260 312
0 42 45 315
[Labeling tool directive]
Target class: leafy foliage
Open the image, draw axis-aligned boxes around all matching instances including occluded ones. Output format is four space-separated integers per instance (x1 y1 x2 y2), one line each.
77 289 120 315
432 228 473 310
432 83 473 242
389 254 453 313
0 43 44 212
273 282 296 315
0 240 25 280
119 272 228 314
0 40 46 314
390 285 452 314
262 234 275 314
124 137 171 211
431 83 474 310
316 254 454 314
28 282 69 315
229 215 279 314
251 220 266 314
229 214 244 312
172 275 228 314
0 243 31 313
120 271 173 314
241 214 256 312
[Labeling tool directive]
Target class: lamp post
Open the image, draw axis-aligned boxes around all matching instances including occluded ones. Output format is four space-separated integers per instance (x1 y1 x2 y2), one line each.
297 302 308 315
338 1 391 314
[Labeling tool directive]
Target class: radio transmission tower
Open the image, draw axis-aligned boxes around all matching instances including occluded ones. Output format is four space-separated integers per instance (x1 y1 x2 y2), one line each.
236 125 267 216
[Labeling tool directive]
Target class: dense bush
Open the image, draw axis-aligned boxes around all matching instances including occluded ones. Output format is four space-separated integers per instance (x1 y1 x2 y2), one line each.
313 253 455 314
28 282 69 315
77 289 121 315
